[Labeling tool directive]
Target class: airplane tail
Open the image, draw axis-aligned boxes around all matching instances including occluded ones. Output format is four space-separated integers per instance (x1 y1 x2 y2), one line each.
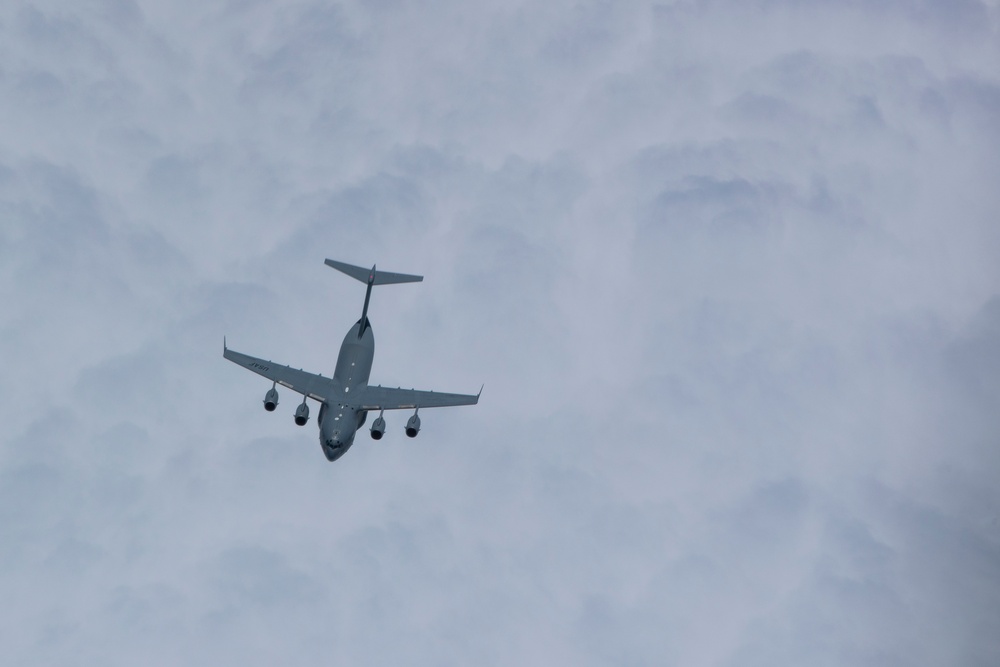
325 259 423 338
324 259 423 285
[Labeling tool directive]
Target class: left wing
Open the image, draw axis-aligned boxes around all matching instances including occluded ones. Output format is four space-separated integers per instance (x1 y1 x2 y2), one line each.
223 343 334 402
352 384 482 410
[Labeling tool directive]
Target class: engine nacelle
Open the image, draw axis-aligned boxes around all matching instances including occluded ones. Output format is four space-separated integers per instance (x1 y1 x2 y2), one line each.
405 413 421 438
294 401 310 426
370 415 386 440
263 387 279 412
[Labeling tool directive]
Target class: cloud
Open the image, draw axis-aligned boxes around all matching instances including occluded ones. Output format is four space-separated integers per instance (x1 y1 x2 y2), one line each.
1 0 998 664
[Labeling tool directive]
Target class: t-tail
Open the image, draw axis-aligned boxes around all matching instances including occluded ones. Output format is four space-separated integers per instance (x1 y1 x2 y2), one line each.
324 259 423 337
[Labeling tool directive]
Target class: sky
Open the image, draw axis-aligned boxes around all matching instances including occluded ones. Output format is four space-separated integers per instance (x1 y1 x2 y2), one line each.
1 0 999 664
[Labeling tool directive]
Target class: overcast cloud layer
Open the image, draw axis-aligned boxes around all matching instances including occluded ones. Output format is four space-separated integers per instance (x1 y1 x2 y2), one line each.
2 1 999 664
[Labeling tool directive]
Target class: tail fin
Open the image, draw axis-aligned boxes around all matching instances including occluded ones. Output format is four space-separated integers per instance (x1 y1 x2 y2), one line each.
324 259 423 285
325 258 423 338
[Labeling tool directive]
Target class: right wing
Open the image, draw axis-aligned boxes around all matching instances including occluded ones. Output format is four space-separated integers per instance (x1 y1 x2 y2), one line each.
223 343 334 402
353 384 482 410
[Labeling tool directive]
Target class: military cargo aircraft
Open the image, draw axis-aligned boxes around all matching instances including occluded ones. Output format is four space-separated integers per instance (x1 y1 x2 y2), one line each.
224 259 481 462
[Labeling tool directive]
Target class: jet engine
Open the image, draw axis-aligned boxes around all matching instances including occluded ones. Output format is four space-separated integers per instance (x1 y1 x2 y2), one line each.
294 400 310 426
405 413 421 438
263 386 279 412
370 414 386 440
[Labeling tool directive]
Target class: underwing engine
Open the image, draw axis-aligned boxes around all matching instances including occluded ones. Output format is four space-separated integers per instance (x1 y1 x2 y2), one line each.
405 412 421 438
294 400 310 426
263 386 279 412
370 412 386 440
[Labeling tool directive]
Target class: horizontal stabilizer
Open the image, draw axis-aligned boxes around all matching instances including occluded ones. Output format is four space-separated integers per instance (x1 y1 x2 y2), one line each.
324 259 423 285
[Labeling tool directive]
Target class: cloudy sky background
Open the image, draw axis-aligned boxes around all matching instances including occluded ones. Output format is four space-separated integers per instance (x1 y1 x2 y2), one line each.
2 0 999 664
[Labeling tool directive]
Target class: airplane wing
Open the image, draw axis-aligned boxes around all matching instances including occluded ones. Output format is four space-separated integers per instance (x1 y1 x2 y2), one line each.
352 384 482 410
223 343 334 402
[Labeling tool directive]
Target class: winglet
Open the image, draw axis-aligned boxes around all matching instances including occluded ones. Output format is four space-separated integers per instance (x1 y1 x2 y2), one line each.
478 384 484 398
223 336 227 352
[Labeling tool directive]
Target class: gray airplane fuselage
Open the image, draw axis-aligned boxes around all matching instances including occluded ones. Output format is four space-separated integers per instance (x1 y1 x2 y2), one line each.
223 258 480 464
319 320 374 461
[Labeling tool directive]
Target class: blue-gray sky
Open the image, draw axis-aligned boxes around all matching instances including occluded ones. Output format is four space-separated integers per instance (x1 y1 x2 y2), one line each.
2 0 999 664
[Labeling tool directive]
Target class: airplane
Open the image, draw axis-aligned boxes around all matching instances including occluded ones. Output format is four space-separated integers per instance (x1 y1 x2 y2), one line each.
224 258 481 462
